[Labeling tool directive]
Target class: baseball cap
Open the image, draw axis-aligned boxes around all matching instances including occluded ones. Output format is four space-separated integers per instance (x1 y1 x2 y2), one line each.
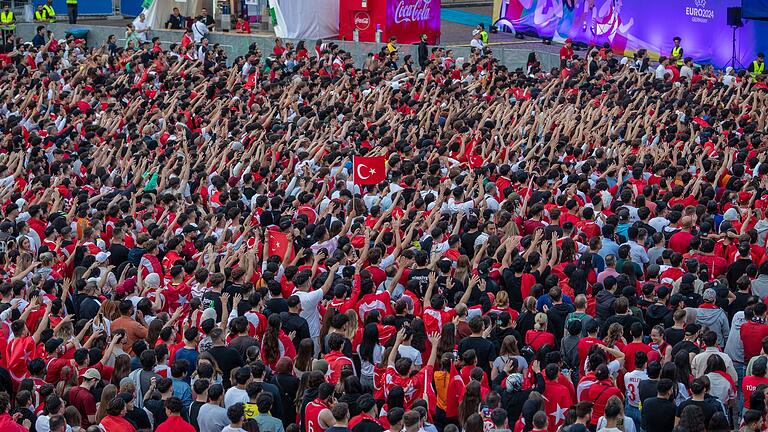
95 251 111 263
703 288 716 302
656 285 671 298
81 368 101 381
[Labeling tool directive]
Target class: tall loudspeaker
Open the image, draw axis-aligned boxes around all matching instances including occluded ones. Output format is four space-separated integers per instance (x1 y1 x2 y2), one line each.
727 7 743 27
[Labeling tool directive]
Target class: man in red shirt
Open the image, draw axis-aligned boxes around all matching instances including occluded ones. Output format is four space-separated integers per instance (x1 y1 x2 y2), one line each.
155 397 195 432
668 216 695 254
69 368 100 428
743 357 768 409
622 322 651 372
559 38 574 67
583 365 623 426
741 303 768 361
543 364 573 432
577 321 602 371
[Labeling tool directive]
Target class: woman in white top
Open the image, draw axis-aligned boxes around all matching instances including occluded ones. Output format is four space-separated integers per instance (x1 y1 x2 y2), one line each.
704 355 736 407
596 395 636 432
357 323 383 391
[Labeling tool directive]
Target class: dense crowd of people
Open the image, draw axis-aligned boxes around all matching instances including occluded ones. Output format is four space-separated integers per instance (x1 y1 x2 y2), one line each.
0 13 767 432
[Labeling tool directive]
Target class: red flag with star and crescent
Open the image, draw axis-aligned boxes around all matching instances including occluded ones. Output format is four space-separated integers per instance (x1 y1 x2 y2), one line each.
353 156 386 185
543 379 572 432
267 230 294 259
6 335 38 382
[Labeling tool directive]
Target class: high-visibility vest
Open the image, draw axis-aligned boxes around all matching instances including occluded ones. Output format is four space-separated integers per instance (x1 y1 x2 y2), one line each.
752 60 765 79
480 30 488 44
35 10 45 21
672 46 683 65
66 0 77 5
0 11 14 30
43 4 55 21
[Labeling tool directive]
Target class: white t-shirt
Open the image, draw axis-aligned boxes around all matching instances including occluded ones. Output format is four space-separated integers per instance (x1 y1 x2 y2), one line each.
296 288 324 337
224 387 249 408
623 369 649 407
398 344 423 367
597 415 636 432
655 64 670 80
134 20 150 42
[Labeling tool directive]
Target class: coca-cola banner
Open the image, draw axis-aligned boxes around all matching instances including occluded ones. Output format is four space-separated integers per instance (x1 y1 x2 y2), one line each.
386 0 441 45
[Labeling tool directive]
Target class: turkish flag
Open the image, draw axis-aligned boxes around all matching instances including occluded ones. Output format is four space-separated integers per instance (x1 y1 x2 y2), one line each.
353 156 386 185
267 230 294 259
543 379 572 432
6 336 37 382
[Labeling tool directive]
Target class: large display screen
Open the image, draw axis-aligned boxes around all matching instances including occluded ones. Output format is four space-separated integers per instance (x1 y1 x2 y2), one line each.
493 0 768 68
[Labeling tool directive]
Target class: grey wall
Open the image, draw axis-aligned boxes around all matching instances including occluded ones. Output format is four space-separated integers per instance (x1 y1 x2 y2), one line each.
17 22 559 71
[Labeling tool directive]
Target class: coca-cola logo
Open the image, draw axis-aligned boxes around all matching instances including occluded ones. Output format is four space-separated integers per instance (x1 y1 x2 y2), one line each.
393 0 432 24
354 11 371 30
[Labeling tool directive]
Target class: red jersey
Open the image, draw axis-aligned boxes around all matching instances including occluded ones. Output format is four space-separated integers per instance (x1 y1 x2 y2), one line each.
305 398 330 432
584 380 623 425
743 375 768 409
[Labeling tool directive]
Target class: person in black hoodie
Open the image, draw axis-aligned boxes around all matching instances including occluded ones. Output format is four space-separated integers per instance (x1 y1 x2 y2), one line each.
646 285 673 328
417 34 428 69
350 394 384 432
492 358 545 427
546 287 574 350
595 276 618 321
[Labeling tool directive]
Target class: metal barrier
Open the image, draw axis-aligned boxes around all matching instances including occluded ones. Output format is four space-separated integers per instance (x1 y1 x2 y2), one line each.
15 22 558 71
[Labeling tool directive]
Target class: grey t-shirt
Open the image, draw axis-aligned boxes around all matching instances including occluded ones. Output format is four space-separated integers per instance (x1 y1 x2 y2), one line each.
198 403 231 432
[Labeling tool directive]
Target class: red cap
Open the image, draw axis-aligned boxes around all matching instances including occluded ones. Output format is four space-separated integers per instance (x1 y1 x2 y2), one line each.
565 38 572 44
739 191 751 203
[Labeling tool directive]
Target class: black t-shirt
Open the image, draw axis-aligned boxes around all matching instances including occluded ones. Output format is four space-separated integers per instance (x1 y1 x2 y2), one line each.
207 346 244 388
670 340 701 360
457 336 497 376
664 327 685 348
407 268 433 297
461 230 483 259
638 379 658 404
676 398 718 426
642 397 676 432
352 419 385 432
265 298 289 315
125 406 152 430
108 243 130 268
189 400 205 430
202 291 223 321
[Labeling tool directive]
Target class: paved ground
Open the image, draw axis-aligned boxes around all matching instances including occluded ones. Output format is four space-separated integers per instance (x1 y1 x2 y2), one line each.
69 8 564 54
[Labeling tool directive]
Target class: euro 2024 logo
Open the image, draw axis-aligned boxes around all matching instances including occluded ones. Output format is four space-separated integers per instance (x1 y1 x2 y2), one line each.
686 0 714 22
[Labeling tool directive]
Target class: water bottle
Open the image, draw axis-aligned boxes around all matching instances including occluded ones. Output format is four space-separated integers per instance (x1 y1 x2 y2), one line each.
375 24 382 43
353 28 359 42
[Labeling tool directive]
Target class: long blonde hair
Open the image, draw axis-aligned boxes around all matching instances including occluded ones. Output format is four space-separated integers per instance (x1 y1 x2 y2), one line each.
453 255 471 286
533 313 548 331
495 291 510 308
604 323 624 348
344 309 358 340
95 384 117 422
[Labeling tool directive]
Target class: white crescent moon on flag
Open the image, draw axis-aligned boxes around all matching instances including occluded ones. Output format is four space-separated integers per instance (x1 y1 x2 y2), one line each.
356 164 370 180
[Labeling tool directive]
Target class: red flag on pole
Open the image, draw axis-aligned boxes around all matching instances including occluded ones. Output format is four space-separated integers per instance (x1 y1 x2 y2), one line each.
267 230 293 259
353 156 386 185
6 335 37 382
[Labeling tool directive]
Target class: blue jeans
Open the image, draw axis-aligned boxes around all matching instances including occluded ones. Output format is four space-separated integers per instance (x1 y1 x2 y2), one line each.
735 362 746 423
625 402 643 432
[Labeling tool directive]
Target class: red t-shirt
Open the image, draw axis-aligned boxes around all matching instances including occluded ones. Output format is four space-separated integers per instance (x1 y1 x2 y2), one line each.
68 386 97 428
525 330 555 352
743 375 768 409
584 381 623 425
577 337 602 370
156 415 195 432
668 231 694 254
741 321 768 361
622 341 652 372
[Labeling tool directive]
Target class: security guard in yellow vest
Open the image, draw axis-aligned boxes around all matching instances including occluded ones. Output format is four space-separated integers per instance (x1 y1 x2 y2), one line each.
749 52 765 80
671 36 683 67
0 3 14 52
44 0 56 23
34 5 47 22
66 0 77 24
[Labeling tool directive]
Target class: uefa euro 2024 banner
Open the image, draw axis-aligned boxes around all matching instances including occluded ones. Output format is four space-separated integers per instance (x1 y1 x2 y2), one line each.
493 0 768 68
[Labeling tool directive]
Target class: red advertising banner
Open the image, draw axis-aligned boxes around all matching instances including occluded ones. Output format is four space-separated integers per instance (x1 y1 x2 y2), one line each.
339 0 440 45
385 0 441 44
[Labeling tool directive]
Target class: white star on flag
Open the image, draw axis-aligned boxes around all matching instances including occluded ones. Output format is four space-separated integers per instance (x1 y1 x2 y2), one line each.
550 403 567 424
369 168 376 174
274 242 281 248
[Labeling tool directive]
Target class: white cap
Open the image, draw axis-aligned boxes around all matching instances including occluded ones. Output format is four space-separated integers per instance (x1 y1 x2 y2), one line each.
144 273 161 288
95 251 111 263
